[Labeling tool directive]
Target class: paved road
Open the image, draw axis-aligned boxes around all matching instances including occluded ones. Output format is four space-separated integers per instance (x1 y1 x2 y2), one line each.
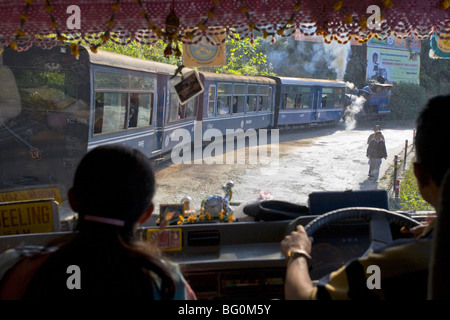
151 121 415 222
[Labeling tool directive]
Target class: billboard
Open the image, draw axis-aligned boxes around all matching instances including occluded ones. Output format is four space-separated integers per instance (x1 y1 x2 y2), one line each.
367 35 421 84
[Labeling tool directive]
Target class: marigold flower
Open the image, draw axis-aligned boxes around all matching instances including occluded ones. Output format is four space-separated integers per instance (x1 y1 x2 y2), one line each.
111 4 121 11
57 35 67 42
50 21 59 28
45 5 54 13
241 7 249 14
70 43 79 59
207 11 215 18
100 34 109 42
442 0 450 9
154 28 162 37
185 31 194 40
333 1 343 11
106 20 115 27
15 29 26 37
197 23 207 31
359 17 368 29
344 14 353 25
383 0 395 8
10 41 18 51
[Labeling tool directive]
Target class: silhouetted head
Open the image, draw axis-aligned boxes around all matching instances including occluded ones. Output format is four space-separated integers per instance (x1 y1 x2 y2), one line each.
415 95 450 187
69 144 155 235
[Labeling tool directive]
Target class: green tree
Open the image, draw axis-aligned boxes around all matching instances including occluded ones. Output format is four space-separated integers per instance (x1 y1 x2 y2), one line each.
419 39 450 98
98 40 181 65
199 33 275 76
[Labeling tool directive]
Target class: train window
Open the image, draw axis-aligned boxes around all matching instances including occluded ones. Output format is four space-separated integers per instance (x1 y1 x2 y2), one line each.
129 93 153 128
282 86 311 109
321 87 345 108
94 92 127 134
6 68 77 112
218 83 232 116
232 84 245 114
259 85 271 112
299 87 312 109
247 85 258 112
130 75 154 90
208 85 216 117
168 88 198 122
94 71 128 89
281 86 297 109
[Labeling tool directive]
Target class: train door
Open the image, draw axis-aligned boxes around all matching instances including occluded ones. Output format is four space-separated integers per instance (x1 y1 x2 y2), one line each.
311 87 322 122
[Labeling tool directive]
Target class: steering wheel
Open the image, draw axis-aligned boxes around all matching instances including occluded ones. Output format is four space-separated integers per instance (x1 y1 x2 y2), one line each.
287 207 422 254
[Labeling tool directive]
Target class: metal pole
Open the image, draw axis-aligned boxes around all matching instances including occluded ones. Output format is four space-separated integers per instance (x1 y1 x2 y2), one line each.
395 179 400 199
403 140 408 170
393 155 398 190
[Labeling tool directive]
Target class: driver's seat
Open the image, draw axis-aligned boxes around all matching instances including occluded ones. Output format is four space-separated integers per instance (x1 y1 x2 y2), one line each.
428 169 450 299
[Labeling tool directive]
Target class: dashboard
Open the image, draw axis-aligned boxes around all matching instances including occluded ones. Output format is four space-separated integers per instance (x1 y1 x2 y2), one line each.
164 218 380 300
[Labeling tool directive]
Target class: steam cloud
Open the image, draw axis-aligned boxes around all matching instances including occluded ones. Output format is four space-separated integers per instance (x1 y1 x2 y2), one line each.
323 41 351 81
342 82 366 131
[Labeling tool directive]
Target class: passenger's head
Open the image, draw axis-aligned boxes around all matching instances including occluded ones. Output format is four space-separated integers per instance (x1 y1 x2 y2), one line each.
69 144 155 236
414 95 450 208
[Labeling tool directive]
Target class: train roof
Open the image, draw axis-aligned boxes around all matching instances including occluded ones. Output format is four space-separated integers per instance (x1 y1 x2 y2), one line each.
276 76 346 87
200 72 277 85
87 49 186 75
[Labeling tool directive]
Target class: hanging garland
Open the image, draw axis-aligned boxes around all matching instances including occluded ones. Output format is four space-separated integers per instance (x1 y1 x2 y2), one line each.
1 0 449 58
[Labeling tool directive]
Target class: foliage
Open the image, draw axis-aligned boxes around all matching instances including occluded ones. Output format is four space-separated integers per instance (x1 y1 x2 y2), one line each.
419 40 450 98
98 40 181 66
398 163 434 211
387 83 428 120
201 33 275 76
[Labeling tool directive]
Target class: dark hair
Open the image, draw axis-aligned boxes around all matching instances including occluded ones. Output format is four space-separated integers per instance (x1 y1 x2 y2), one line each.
23 145 176 298
415 95 450 187
72 144 155 238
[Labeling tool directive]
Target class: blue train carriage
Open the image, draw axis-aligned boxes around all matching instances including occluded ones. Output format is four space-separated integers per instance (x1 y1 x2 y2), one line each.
1 45 186 219
273 77 346 128
367 82 392 116
200 72 276 139
88 49 188 159
1 44 91 217
160 68 202 158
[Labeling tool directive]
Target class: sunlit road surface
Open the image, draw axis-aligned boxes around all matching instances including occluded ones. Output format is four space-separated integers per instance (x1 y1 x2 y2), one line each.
151 121 415 220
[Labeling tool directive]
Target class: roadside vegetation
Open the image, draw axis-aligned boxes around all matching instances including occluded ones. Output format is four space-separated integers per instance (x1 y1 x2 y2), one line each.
397 162 434 212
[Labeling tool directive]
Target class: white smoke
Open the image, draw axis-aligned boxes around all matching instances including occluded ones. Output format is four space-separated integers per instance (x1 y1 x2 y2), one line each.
323 41 351 81
342 81 366 131
302 43 325 75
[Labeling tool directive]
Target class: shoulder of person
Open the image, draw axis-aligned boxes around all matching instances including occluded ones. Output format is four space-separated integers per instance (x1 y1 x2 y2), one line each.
0 246 56 299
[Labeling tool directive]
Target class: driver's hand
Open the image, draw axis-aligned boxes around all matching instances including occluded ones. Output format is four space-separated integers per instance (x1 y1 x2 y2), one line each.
281 225 312 258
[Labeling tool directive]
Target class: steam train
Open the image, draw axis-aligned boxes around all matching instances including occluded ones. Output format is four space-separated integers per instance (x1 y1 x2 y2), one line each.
1 45 361 215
